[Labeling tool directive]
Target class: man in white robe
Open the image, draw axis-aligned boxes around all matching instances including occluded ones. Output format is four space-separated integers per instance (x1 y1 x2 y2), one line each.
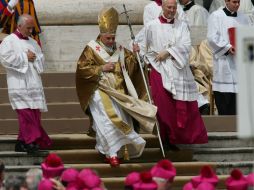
139 0 208 147
137 0 210 115
207 0 249 115
0 14 52 153
76 7 157 167
179 0 209 26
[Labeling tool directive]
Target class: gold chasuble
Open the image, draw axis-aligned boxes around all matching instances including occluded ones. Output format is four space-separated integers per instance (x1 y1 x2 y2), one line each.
76 41 157 134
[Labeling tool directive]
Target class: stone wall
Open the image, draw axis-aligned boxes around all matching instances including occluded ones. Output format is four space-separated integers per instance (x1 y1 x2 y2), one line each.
1 0 207 73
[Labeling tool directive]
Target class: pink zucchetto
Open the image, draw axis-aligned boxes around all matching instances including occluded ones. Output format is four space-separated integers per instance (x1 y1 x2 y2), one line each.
133 171 158 190
191 165 218 188
41 153 65 179
196 182 215 190
125 172 141 187
79 168 95 179
61 168 79 183
84 174 102 188
182 182 194 190
38 179 54 190
150 159 176 182
77 169 101 189
247 173 254 186
61 168 79 189
66 187 79 190
183 181 215 190
226 169 248 190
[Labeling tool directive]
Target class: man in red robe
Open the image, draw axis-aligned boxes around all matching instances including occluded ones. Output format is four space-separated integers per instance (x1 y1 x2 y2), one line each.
139 0 208 149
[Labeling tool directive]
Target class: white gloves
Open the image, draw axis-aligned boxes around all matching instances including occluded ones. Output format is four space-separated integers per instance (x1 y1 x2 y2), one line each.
8 0 19 9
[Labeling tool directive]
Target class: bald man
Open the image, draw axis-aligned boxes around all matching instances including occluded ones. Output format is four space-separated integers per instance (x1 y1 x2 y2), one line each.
0 14 52 153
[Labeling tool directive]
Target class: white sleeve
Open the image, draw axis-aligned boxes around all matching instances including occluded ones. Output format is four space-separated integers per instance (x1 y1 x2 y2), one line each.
138 25 151 58
0 38 29 73
207 13 231 59
143 5 155 26
166 23 191 69
32 41 45 74
194 8 209 26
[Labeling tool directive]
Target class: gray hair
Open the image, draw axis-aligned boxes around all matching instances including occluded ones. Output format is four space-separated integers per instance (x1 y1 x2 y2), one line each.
26 168 42 190
5 175 27 190
17 14 33 26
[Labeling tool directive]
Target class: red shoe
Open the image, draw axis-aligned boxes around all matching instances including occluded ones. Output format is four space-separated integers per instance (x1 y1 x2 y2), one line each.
108 156 120 167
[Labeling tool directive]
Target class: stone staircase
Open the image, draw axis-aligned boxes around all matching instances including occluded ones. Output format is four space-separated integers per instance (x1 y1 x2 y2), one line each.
0 73 253 190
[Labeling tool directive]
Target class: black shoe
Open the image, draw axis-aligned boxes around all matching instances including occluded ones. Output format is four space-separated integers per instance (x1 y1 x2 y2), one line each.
199 104 210 115
167 143 180 151
25 143 39 154
163 141 180 151
15 141 27 152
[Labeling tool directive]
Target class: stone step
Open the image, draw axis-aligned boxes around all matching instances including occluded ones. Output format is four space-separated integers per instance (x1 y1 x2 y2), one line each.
0 115 237 135
0 118 88 135
50 133 254 149
0 73 75 88
2 164 229 190
0 87 78 103
193 147 254 162
67 161 254 177
0 134 159 151
101 175 229 190
4 161 253 178
0 151 47 166
1 133 250 151
179 132 254 148
51 148 193 164
0 103 84 119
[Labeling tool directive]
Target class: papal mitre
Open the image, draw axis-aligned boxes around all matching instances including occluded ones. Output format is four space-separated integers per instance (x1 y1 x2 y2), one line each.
98 7 119 34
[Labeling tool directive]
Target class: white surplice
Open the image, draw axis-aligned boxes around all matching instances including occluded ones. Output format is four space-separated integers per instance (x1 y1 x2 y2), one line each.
0 34 47 112
207 9 249 93
140 18 198 101
209 0 254 13
184 4 209 26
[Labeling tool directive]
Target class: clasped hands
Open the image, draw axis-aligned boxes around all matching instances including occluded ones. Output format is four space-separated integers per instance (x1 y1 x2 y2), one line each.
102 62 115 72
27 50 36 62
132 43 172 63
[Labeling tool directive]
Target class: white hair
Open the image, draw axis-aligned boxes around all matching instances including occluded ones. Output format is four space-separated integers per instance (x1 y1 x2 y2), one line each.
26 168 42 190
17 14 33 26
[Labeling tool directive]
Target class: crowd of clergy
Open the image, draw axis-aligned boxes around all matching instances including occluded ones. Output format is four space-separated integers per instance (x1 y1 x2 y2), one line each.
0 155 253 190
